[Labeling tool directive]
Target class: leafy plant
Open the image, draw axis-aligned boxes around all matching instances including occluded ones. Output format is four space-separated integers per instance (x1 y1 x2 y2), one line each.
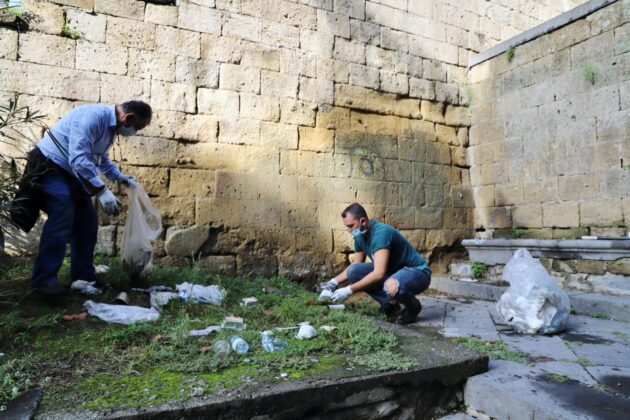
454 337 528 363
506 46 516 62
546 373 569 383
60 24 80 40
581 63 596 85
511 225 525 238
471 261 487 278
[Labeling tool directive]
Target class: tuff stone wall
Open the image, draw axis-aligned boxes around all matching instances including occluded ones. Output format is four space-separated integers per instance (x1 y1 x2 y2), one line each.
0 0 586 278
469 0 629 241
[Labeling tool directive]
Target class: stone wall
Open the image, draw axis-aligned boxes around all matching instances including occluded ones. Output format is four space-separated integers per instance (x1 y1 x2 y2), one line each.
0 0 586 279
469 0 629 240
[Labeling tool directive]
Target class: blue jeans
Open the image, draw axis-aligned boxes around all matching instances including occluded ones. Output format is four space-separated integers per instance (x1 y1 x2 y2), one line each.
31 171 97 288
346 263 431 308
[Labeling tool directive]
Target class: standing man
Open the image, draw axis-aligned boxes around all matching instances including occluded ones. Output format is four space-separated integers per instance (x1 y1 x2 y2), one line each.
28 100 151 295
319 203 431 325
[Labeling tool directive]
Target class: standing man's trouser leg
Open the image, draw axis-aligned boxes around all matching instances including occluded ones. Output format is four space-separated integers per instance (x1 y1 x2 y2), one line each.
31 172 97 288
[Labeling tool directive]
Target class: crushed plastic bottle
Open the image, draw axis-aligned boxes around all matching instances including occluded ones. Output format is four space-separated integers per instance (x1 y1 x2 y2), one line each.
261 330 288 352
228 335 249 354
213 339 230 358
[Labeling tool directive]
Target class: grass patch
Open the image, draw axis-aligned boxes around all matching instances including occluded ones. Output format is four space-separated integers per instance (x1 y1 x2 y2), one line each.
0 256 421 412
612 330 628 341
546 373 569 383
60 24 80 40
454 337 527 364
505 46 516 62
470 262 487 279
589 313 611 320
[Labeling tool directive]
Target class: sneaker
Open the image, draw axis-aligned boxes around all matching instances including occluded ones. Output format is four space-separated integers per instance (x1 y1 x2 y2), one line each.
396 298 422 325
379 302 401 317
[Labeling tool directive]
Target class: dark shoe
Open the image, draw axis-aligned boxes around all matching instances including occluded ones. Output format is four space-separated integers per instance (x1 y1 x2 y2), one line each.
33 283 69 296
380 302 402 317
397 298 422 325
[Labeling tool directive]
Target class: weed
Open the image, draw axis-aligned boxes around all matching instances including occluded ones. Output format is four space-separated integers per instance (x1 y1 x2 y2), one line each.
470 262 487 279
511 225 525 238
581 63 596 85
474 29 486 41
546 373 569 383
506 46 516 62
591 383 613 393
454 337 528 364
576 356 593 366
60 24 80 40
351 350 418 372
612 330 628 341
0 355 36 410
589 313 611 320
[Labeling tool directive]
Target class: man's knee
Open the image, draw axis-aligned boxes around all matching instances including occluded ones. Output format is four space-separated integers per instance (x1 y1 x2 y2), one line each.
384 278 399 297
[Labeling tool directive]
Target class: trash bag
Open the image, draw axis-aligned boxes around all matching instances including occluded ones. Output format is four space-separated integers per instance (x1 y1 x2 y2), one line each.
176 282 224 305
496 248 570 335
121 185 162 281
84 300 160 324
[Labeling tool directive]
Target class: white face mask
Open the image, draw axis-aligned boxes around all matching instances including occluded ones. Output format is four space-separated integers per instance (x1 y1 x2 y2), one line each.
118 126 137 137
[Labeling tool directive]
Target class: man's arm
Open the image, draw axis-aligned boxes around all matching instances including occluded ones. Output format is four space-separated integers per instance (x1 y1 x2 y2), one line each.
348 248 389 292
67 115 106 195
98 154 123 183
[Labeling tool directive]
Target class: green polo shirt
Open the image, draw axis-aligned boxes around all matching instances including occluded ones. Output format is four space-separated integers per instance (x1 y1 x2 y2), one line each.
353 219 431 275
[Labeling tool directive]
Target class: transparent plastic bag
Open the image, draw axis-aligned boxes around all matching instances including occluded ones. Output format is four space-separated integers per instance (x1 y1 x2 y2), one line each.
496 248 570 335
121 185 162 281
84 300 160 324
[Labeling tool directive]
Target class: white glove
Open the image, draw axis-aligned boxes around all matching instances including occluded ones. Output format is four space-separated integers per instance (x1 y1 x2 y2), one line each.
332 286 353 303
317 278 338 292
118 174 139 189
97 188 120 215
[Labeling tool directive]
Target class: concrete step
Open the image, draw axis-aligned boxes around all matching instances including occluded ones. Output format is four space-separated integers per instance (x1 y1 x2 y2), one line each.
429 277 630 322
464 360 630 420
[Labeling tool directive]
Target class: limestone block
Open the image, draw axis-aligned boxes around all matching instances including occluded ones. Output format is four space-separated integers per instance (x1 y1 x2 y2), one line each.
145 3 178 26
614 23 630 55
281 201 319 228
196 198 241 226
435 82 459 104
420 100 445 123
316 104 350 130
296 228 333 253
317 58 349 84
317 9 350 38
240 199 282 228
197 88 239 118
260 121 298 149
423 59 447 82
198 255 236 276
336 132 398 159
409 78 435 100
398 136 426 162
424 184 444 208
223 13 262 42
425 142 450 165
558 173 598 201
106 16 155 50
596 109 630 143
262 20 300 48
280 150 297 175
474 207 511 229
279 49 317 77
176 57 219 88
571 260 606 275
435 124 458 146
511 205 542 228
299 127 334 152
242 50 280 72
236 252 278 278
95 225 116 256
153 197 195 225
178 2 222 35
0 28 17 60
588 1 623 36
296 150 335 177
608 258 630 276
165 226 210 257
240 93 280 122
590 273 630 296
179 143 279 174
117 136 179 166
261 70 298 99
335 84 396 114
259 174 298 202
76 40 128 74
334 0 364 19
300 28 334 59
118 165 168 197
551 228 589 239
350 19 379 45
18 32 74 68
169 168 214 197
334 38 365 64
348 64 380 89
66 8 105 42
177 114 218 143
473 185 494 207
219 119 260 145
21 0 64 35
94 0 144 20
155 25 200 58
151 80 196 113
200 34 250 63
444 105 470 127
580 200 623 227
242 0 316 29
128 49 176 82
101 74 151 106
380 71 408 95
298 76 334 105
385 206 415 229
381 27 408 52
365 45 396 71
220 64 260 93
50 0 93 8
280 99 316 126
415 207 443 229
542 202 579 228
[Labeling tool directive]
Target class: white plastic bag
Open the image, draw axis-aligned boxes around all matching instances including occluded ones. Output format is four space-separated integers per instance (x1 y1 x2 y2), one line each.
121 185 162 281
84 300 160 324
496 248 570 334
176 282 224 305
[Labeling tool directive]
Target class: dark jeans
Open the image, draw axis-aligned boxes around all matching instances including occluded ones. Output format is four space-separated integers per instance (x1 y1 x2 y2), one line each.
346 263 431 308
31 171 97 288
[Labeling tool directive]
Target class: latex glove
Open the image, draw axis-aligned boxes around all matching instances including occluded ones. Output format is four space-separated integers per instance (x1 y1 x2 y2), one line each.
332 286 353 303
118 174 140 189
316 278 338 292
97 188 120 216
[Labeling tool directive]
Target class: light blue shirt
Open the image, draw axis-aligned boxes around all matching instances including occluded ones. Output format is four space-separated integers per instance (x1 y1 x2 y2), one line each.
37 104 122 193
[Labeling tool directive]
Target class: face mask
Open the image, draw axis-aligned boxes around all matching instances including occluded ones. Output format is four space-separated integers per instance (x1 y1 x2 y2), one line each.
118 126 137 137
351 228 363 239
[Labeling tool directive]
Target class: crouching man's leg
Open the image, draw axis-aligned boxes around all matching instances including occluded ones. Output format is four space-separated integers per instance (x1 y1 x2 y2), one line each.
384 268 431 325
346 262 390 308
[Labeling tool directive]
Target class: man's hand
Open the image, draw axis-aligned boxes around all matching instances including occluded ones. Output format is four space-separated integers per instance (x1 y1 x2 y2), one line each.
332 286 353 303
97 188 120 215
316 278 338 292
118 174 140 189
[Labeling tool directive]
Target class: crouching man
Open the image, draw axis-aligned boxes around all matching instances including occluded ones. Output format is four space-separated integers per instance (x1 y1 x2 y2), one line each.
319 203 431 325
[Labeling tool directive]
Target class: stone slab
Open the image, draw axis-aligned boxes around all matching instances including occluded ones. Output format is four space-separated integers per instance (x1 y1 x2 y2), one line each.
586 366 630 397
430 277 506 301
569 292 630 322
568 341 630 368
415 296 446 329
499 333 578 362
3 388 42 420
565 314 630 336
443 301 500 341
536 361 596 385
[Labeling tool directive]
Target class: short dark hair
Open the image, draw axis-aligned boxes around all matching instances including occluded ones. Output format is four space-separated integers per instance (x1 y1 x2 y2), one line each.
341 202 368 220
120 100 152 123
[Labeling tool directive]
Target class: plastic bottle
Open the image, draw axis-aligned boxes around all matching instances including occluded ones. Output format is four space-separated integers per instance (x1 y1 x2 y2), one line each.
228 335 249 354
213 339 230 358
261 330 288 352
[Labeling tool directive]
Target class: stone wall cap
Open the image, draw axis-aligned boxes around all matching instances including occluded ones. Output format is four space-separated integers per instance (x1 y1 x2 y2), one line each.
462 238 630 251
